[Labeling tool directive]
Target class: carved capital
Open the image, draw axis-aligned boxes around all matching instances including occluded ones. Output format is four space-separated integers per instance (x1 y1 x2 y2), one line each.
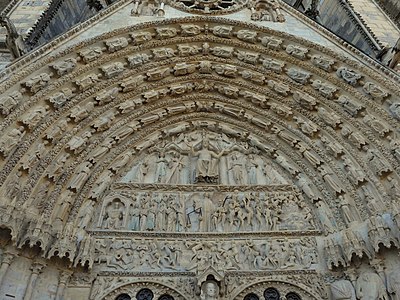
59 270 73 284
30 261 46 274
1 251 17 265
370 258 385 274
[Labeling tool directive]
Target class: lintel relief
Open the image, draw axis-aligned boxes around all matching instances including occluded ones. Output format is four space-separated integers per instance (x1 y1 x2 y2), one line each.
0 16 399 300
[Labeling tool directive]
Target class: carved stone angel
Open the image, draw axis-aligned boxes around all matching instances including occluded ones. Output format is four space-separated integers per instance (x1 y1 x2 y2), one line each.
294 116 319 137
51 57 77 76
90 171 114 200
22 73 51 94
336 67 362 86
311 55 335 72
48 88 75 108
109 151 133 173
76 200 95 229
261 57 285 73
318 165 344 195
0 126 25 155
296 173 319 201
105 37 129 52
259 36 283 50
285 44 308 59
75 73 101 91
20 105 49 129
336 95 365 117
5 171 22 201
362 82 389 101
101 62 125 79
68 161 92 191
92 111 116 132
180 24 202 36
46 153 69 181
45 119 69 142
69 102 95 122
0 91 22 116
342 155 366 185
315 201 336 233
320 135 344 158
66 131 92 154
366 148 392 177
312 80 337 99
79 47 104 63
286 68 311 84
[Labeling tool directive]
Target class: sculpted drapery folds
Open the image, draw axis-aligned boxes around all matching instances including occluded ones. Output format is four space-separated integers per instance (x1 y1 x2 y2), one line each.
191 137 225 184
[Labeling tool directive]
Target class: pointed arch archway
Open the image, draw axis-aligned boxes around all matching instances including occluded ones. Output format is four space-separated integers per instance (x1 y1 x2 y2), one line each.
0 16 399 299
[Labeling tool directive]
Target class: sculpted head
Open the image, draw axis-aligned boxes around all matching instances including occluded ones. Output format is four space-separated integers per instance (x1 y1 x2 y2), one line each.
202 138 210 148
201 281 219 299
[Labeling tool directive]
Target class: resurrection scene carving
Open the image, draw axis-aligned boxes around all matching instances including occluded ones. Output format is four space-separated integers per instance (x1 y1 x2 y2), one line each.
93 237 318 272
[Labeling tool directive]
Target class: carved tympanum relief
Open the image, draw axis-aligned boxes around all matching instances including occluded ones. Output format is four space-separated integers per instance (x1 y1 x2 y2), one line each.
121 130 286 186
0 16 400 300
93 236 317 272
85 129 319 235
96 189 316 233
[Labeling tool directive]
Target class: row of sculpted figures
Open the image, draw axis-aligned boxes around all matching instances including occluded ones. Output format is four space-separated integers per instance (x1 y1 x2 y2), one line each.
98 190 316 233
93 237 317 272
122 131 287 185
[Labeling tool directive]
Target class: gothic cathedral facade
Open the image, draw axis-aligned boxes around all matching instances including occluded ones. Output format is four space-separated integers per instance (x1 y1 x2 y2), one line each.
0 0 400 299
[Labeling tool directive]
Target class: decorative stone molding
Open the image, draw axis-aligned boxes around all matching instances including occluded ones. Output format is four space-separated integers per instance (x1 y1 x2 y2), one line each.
0 16 399 300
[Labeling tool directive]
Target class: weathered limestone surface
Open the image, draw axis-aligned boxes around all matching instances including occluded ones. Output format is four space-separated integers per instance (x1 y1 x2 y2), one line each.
0 2 400 299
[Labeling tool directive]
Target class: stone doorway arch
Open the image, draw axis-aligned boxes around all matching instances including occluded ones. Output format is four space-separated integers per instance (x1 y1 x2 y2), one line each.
233 280 321 300
97 281 189 300
0 12 400 300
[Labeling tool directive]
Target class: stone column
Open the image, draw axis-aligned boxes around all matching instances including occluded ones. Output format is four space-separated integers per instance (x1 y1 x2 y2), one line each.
55 270 73 300
23 261 46 300
0 252 16 285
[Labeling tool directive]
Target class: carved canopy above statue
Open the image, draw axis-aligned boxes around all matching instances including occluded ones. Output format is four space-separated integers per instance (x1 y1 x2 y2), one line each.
0 16 400 300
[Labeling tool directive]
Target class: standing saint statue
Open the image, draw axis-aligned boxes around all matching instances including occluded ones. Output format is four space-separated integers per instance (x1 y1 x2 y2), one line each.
199 193 215 232
229 153 245 185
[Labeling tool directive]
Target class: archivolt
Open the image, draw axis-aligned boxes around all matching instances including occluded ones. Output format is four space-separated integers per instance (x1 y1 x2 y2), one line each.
0 17 399 268
98 280 189 300
232 278 322 299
